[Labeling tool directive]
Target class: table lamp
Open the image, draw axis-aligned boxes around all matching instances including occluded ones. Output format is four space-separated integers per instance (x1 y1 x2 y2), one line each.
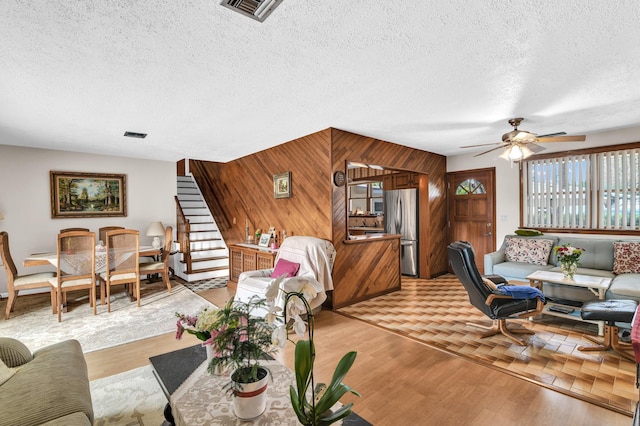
146 221 165 249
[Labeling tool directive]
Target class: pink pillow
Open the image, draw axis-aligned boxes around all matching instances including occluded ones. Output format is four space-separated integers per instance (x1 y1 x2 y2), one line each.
271 259 300 278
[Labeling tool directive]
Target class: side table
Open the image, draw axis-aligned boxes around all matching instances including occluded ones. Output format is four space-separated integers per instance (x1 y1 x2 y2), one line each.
150 345 370 425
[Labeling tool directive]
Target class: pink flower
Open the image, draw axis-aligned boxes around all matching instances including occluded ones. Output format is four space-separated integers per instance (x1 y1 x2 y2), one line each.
175 321 185 340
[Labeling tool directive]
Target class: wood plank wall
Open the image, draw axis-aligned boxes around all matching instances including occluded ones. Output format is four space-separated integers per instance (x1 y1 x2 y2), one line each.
330 129 448 308
190 127 447 309
190 129 333 246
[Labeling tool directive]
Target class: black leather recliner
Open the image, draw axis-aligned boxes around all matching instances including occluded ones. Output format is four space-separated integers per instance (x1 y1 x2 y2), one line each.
447 241 544 346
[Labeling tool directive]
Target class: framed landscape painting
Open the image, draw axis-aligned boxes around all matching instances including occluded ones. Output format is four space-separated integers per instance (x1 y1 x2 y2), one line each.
50 171 127 218
273 171 291 199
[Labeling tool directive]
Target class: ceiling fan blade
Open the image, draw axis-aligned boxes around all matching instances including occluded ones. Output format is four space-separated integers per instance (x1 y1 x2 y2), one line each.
474 144 508 157
460 142 503 148
536 131 567 138
537 135 586 142
527 142 546 153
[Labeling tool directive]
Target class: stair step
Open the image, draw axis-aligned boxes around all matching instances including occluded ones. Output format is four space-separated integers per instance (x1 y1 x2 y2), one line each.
181 256 228 264
190 247 226 253
189 265 229 274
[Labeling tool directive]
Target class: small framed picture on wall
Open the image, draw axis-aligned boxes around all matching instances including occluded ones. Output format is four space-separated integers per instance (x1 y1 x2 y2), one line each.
273 172 291 199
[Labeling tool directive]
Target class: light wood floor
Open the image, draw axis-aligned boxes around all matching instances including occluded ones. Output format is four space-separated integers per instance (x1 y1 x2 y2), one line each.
82 286 633 425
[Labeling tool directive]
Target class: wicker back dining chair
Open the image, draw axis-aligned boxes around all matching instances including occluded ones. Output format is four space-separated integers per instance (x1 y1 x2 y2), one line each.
0 231 57 319
98 229 140 312
51 230 97 322
98 226 124 245
139 226 173 292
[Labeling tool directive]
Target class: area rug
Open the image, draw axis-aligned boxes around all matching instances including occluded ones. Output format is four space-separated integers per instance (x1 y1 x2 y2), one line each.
338 275 637 416
91 365 166 426
0 282 215 353
181 276 228 293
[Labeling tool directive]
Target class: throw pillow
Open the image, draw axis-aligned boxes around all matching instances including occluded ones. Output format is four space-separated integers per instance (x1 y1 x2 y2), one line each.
0 338 33 367
0 358 16 386
270 258 300 278
613 242 640 274
504 237 554 266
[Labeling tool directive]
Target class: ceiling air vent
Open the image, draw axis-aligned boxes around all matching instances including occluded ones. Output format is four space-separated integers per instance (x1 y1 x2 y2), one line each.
218 0 283 22
123 131 147 139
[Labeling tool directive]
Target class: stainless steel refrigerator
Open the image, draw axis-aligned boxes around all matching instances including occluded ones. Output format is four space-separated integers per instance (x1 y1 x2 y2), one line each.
383 188 418 276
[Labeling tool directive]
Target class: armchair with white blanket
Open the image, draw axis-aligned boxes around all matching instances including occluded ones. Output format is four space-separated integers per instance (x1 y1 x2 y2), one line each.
233 236 336 318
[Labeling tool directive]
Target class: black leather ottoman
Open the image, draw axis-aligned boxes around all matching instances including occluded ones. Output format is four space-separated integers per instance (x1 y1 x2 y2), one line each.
579 299 638 361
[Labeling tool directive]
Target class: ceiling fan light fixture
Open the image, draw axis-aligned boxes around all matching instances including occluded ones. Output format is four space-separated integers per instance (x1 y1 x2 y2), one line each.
508 145 523 161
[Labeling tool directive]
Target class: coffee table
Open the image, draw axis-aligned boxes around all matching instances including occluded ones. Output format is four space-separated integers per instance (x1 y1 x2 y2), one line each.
150 345 371 425
526 270 612 336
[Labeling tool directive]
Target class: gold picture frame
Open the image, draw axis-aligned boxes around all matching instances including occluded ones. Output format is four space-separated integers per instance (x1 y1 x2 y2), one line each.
50 171 127 218
273 171 291 199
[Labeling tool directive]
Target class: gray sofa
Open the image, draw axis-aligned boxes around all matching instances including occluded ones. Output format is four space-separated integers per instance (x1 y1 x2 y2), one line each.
485 234 640 302
0 338 93 426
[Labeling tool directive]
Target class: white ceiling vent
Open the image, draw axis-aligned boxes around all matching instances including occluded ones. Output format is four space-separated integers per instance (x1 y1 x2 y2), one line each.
218 0 283 22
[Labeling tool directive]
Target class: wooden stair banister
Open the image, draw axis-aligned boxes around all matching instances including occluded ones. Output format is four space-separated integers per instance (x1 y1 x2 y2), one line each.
189 160 231 231
175 196 193 274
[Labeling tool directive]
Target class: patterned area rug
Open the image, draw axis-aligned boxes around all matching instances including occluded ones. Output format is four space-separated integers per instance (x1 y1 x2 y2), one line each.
91 365 166 425
0 281 214 353
181 276 228 293
338 275 637 416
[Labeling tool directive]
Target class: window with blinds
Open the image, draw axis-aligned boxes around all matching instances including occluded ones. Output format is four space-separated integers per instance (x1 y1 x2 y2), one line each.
522 146 640 231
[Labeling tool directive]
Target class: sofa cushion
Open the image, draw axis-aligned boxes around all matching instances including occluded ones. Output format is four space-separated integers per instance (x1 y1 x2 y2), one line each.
613 242 640 274
493 261 554 281
504 237 554 265
0 358 16 386
39 412 92 426
0 337 33 367
607 273 640 300
555 238 615 270
0 339 93 426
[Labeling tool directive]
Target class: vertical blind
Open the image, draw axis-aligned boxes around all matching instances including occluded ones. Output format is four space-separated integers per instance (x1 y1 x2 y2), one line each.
523 148 640 231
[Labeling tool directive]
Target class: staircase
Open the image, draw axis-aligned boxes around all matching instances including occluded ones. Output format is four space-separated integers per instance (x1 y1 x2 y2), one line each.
174 175 229 282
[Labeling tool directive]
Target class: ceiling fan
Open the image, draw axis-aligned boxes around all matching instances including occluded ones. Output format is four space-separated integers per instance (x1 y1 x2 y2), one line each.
461 118 587 161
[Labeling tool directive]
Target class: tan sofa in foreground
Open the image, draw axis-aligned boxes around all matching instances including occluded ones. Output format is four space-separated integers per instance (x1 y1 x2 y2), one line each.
0 338 93 426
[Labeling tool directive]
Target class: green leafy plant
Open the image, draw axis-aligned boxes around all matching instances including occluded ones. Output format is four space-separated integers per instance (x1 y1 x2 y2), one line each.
176 296 277 387
267 276 360 425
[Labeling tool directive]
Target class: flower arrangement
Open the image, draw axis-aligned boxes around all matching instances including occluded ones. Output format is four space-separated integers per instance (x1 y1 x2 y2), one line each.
554 244 584 279
266 275 360 426
176 296 277 386
554 244 584 265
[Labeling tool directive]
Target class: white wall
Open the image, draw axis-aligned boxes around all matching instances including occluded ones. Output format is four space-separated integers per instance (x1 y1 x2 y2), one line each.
447 124 640 246
0 145 176 295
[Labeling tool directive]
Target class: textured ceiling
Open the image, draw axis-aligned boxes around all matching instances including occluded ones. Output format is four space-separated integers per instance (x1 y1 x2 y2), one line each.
1 1 640 162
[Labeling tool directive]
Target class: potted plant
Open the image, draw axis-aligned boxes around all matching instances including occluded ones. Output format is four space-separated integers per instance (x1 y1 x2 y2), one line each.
176 296 277 420
266 276 361 425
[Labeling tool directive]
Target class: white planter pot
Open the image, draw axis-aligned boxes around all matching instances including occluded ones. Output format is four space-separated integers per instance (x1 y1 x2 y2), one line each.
232 367 269 420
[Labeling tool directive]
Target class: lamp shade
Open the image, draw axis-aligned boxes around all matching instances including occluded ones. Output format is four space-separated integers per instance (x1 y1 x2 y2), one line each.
146 221 165 237
147 221 165 249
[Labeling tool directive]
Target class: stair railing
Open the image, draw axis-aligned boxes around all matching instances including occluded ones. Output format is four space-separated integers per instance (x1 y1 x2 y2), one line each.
175 196 193 274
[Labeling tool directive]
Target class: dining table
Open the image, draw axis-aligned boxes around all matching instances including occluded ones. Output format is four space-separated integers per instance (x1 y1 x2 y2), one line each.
23 245 162 309
23 245 161 271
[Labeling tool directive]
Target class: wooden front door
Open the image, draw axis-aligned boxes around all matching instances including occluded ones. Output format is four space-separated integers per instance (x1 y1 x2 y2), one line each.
447 168 496 274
